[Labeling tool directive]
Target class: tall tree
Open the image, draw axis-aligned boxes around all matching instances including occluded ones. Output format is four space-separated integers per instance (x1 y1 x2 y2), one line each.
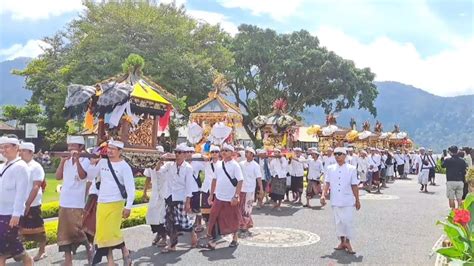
1 103 43 128
228 25 378 143
15 1 234 133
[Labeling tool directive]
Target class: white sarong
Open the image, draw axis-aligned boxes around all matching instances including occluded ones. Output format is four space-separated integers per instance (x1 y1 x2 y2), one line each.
418 170 429 185
332 206 355 240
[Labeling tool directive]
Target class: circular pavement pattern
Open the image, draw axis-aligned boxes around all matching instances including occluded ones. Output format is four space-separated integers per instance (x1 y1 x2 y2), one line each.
232 227 320 248
360 193 400 200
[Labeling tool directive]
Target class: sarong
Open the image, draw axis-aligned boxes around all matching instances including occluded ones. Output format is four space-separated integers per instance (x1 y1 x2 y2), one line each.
418 170 429 185
397 164 404 176
270 178 286 201
201 192 212 221
57 207 88 253
372 171 380 183
306 180 320 198
20 205 46 242
429 168 435 180
93 201 125 264
0 215 25 259
165 201 195 247
82 194 98 240
291 176 304 193
239 192 255 230
332 206 355 240
208 199 241 235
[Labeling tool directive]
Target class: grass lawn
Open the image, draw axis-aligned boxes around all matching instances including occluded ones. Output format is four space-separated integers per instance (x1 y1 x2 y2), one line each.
43 173 62 203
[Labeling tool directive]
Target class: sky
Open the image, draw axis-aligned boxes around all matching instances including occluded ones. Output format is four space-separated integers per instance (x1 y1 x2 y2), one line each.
0 0 473 97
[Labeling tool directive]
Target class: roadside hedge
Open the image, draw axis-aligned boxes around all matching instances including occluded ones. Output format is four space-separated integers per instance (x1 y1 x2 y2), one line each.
25 206 148 249
41 191 146 219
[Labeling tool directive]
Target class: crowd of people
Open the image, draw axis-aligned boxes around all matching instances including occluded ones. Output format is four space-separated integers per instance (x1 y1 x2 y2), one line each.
0 134 472 265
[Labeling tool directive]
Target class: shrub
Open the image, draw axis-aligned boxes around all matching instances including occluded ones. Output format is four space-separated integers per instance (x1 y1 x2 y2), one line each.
435 159 446 174
41 201 60 219
25 206 149 249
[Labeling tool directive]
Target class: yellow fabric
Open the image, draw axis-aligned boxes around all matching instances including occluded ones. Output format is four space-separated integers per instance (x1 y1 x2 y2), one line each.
84 111 94 131
282 133 287 146
131 82 170 104
94 201 125 248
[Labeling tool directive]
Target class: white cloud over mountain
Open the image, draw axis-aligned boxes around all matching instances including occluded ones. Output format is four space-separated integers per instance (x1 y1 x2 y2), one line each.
0 39 49 60
316 27 474 97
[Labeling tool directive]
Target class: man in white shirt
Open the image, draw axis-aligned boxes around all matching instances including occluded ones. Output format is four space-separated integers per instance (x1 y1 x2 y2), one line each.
394 150 405 179
403 150 411 177
256 149 271 208
305 148 323 208
357 151 369 185
54 135 93 265
269 149 289 211
159 143 198 252
345 148 358 168
321 147 360 255
239 147 263 233
323 148 337 172
207 143 244 249
202 146 220 224
289 147 306 204
367 148 382 193
0 137 33 266
19 142 47 261
416 148 431 193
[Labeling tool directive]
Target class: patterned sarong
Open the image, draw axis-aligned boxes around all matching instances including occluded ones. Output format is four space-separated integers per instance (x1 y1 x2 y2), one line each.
57 207 88 254
270 178 286 201
20 205 45 239
0 215 25 259
239 192 254 230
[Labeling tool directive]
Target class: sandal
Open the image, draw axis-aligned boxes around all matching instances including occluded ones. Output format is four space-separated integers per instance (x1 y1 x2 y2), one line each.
229 240 239 247
207 241 216 250
161 246 176 253
33 253 47 261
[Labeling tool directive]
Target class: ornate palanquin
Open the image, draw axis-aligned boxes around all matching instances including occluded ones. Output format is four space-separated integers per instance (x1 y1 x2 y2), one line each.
63 60 175 169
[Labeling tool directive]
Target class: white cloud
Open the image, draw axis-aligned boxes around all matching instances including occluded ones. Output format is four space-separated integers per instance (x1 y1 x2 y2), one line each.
187 10 238 36
0 39 50 60
0 0 83 20
315 26 474 96
217 0 304 20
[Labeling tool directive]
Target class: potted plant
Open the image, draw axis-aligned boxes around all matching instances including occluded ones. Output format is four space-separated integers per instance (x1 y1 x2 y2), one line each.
436 193 474 265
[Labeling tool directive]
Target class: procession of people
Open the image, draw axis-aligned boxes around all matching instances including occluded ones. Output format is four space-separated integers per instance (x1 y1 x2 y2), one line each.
1 133 473 265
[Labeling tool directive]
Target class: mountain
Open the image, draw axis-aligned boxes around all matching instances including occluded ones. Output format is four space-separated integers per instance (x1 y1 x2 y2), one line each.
302 81 474 152
0 57 32 106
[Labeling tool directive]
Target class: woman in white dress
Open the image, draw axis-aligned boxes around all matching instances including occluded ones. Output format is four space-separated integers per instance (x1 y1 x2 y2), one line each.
143 161 168 247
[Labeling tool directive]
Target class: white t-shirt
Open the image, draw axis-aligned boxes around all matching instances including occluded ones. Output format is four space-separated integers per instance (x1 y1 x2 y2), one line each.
59 158 92 209
88 159 136 209
26 160 45 207
368 154 381 172
0 158 29 216
307 158 323 180
269 157 288 179
289 156 306 177
394 154 405 165
325 163 359 207
202 160 220 193
239 160 262 193
213 159 243 201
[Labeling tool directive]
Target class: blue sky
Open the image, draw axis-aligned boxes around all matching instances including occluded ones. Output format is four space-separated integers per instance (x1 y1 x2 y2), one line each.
0 0 472 96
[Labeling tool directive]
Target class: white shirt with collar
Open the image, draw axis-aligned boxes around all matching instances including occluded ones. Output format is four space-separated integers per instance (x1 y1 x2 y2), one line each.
213 159 244 201
346 154 358 167
26 160 45 207
0 158 29 216
160 161 198 202
269 157 288 179
323 155 337 172
202 160 220 193
325 163 359 207
380 154 387 169
307 158 324 181
59 157 91 209
87 159 136 209
368 154 381 172
394 154 405 165
357 156 369 173
239 160 262 193
289 155 306 177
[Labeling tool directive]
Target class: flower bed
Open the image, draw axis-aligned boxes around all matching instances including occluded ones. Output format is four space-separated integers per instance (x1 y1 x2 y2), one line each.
25 206 148 249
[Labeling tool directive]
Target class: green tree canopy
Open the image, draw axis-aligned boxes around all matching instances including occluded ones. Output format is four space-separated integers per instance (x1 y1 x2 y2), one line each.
228 24 378 142
1 103 43 128
15 0 234 133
